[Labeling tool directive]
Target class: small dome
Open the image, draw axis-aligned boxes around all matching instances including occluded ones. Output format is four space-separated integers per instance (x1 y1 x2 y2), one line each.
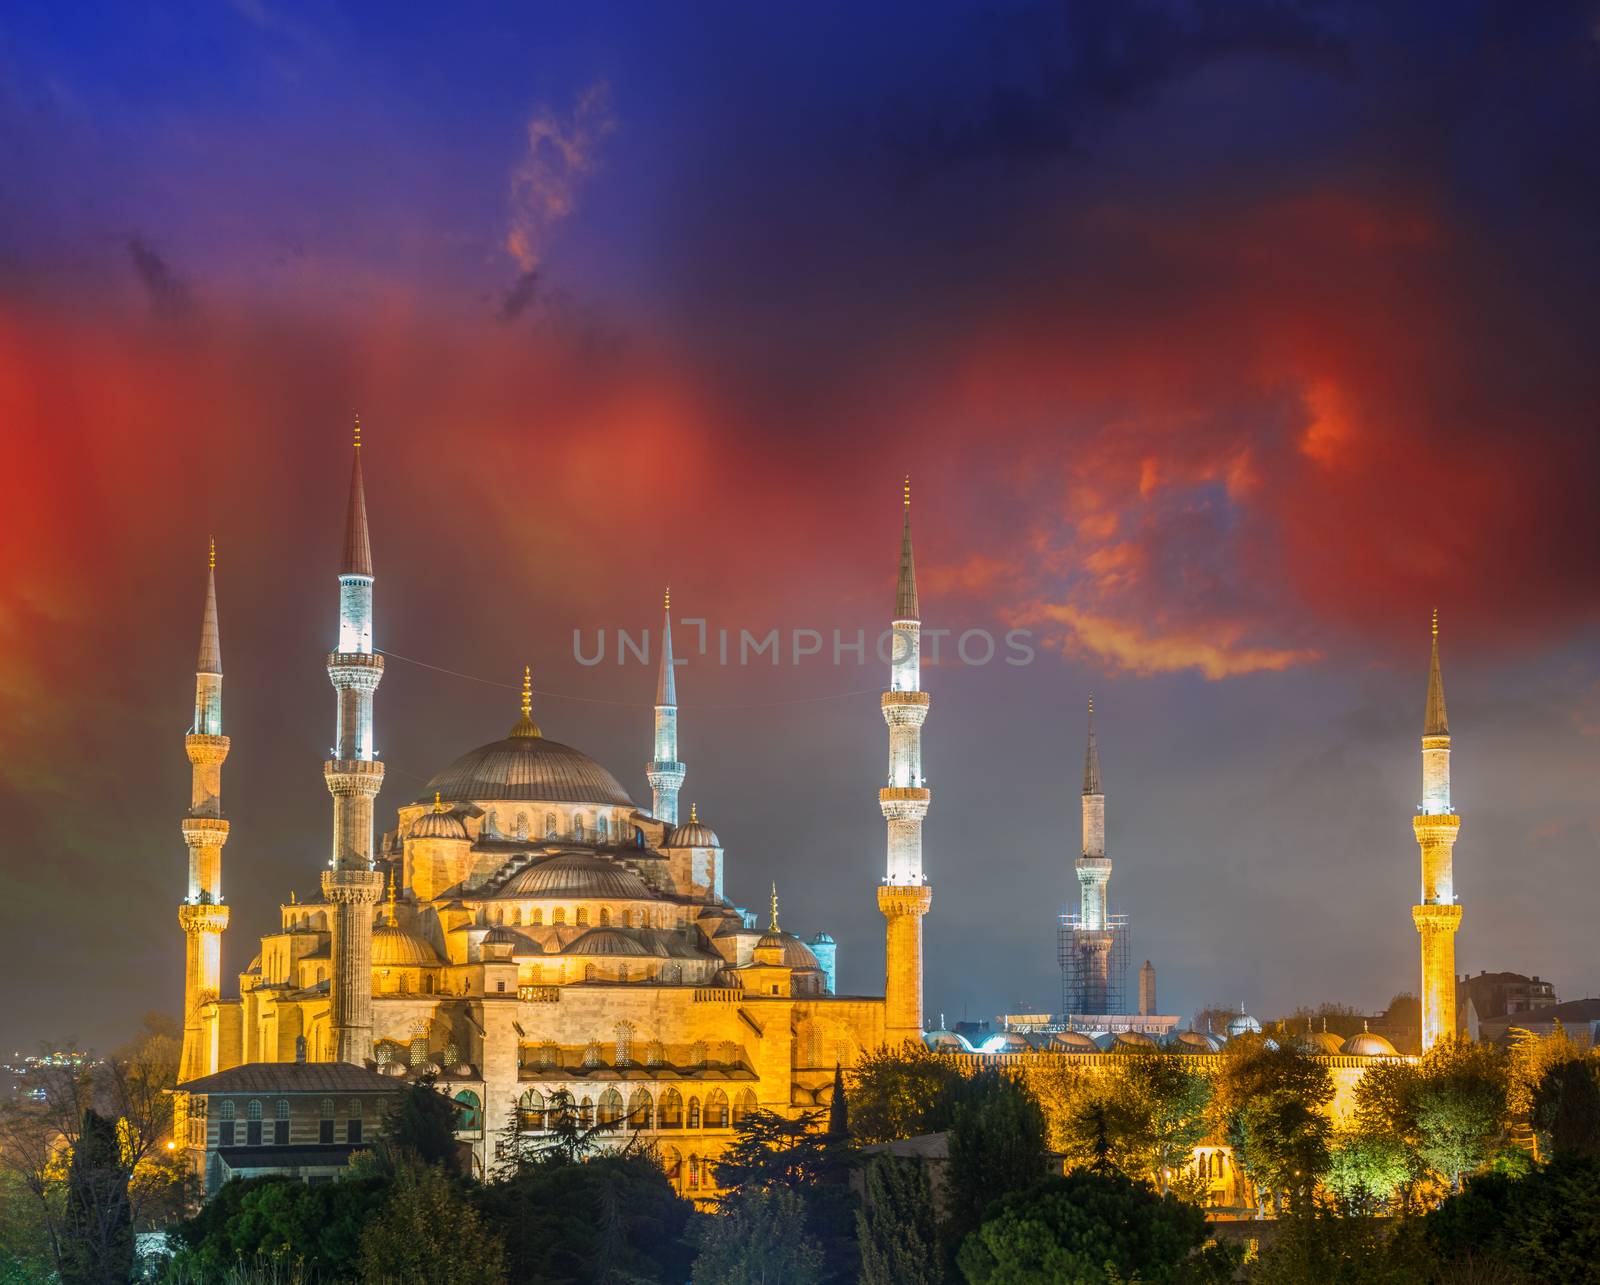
496 852 652 900
808 932 835 945
409 806 469 841
754 931 820 970
1097 1030 1158 1052
566 928 653 957
481 926 519 946
450 1062 475 1078
1165 1030 1222 1054
378 1060 407 1077
923 1030 970 1052
1343 1031 1399 1058
984 1032 1032 1054
372 923 441 967
668 806 721 849
1301 1031 1347 1056
1226 1011 1263 1038
1052 1030 1100 1051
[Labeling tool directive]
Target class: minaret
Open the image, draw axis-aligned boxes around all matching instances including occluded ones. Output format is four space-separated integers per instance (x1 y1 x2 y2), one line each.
1075 696 1114 1012
878 477 932 1045
647 587 685 825
321 418 386 1065
178 537 231 1082
1412 609 1462 1051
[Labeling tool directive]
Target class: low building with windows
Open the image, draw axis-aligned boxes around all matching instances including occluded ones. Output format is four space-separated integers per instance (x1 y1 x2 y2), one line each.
173 1061 400 1195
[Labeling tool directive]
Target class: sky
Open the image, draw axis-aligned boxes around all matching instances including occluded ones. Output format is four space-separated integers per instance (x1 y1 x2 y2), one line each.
2 0 1599 1054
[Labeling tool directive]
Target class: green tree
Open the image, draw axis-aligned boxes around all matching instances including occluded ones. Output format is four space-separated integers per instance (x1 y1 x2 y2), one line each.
1412 1038 1508 1190
1213 1037 1333 1214
474 1151 695 1284
1531 1056 1600 1161
1323 1131 1412 1215
379 1076 464 1174
955 1169 1240 1284
357 1162 506 1283
856 1155 942 1285
60 1108 132 1285
847 1044 967 1143
1247 1202 1428 1285
1053 1056 1211 1193
692 1188 824 1285
944 1071 1049 1256
1426 1154 1600 1281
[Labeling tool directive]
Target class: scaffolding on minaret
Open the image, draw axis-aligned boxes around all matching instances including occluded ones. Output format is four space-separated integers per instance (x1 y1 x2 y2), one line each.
1057 909 1130 1019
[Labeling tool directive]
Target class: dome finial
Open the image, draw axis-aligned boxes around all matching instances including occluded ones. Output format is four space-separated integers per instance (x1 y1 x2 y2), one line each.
353 413 362 449
1432 606 1438 639
385 868 396 914
770 882 780 932
664 583 671 611
208 534 216 572
433 790 446 814
510 664 542 737
904 474 911 509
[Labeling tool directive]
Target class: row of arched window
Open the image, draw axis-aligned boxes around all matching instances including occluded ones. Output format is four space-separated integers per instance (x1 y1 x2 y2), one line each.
487 904 676 929
516 1086 752 1132
213 1097 363 1146
487 810 623 844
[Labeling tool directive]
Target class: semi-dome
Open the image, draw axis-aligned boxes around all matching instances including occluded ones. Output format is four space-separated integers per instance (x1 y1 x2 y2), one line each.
923 1030 970 1052
422 734 634 807
754 931 821 970
409 802 469 841
667 804 721 849
1097 1030 1158 1052
372 923 441 967
481 926 520 946
1301 1031 1347 1055
1166 1030 1222 1054
1052 1029 1100 1052
1343 1030 1399 1058
495 853 652 901
566 928 653 957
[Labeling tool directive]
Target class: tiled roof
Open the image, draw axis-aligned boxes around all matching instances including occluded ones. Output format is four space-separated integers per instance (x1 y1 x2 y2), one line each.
180 1061 399 1094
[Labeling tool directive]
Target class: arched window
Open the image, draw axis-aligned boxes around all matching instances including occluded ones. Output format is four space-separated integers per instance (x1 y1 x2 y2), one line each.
347 1099 363 1145
658 1088 683 1129
553 908 566 926
597 1088 623 1126
274 1099 290 1144
519 1088 545 1132
576 906 590 927
510 908 521 926
246 1099 263 1146
618 964 629 983
663 1147 683 1183
688 1154 701 1189
597 815 609 842
514 812 528 840
704 1089 729 1128
319 1098 335 1144
628 1088 653 1130
687 1096 701 1129
545 812 557 838
453 1090 482 1132
219 1100 237 1146
599 907 611 926
584 964 597 982
732 1089 757 1125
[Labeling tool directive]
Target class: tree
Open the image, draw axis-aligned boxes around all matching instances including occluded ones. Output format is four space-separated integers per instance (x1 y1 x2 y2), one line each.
1425 1154 1600 1281
856 1155 942 1285
1247 1201 1428 1285
955 1169 1240 1284
711 1108 835 1195
475 1150 695 1284
357 1161 506 1283
944 1071 1048 1254
692 1188 824 1285
826 1064 848 1140
1531 1056 1600 1161
1411 1038 1508 1191
1052 1055 1211 1194
1213 1037 1333 1214
847 1044 967 1143
1324 1131 1412 1215
380 1076 464 1174
59 1109 131 1285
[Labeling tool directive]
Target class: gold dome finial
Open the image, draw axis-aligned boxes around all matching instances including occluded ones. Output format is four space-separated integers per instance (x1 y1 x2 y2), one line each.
665 584 671 611
770 882 780 932
353 413 362 449
903 474 911 508
510 665 542 737
1088 693 1094 717
1431 606 1438 639
690 801 698 823
208 535 216 571
433 790 446 814
386 869 396 906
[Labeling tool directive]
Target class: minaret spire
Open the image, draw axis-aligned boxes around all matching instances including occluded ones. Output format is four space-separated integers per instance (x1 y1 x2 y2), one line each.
1069 695 1115 1015
179 538 232 1081
647 586 686 825
879 478 933 1046
1412 610 1462 1051
323 421 386 1065
1082 694 1101 794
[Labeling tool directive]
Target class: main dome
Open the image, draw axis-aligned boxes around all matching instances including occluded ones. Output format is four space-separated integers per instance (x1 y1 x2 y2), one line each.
495 853 652 900
422 735 635 807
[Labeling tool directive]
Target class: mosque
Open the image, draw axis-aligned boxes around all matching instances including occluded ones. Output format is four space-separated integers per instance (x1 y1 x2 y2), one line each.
172 427 1459 1203
173 429 930 1187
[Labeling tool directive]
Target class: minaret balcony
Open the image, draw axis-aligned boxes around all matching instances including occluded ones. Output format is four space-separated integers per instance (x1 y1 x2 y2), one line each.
181 816 231 847
324 759 386 797
879 786 930 820
178 903 230 934
326 652 385 690
1412 814 1461 843
322 868 385 904
881 691 930 726
184 733 231 766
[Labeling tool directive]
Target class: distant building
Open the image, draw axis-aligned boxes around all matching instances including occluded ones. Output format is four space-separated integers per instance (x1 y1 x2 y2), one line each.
1459 971 1559 1022
1479 996 1600 1048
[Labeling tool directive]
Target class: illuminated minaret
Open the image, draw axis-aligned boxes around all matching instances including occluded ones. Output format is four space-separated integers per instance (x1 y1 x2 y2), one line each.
322 418 386 1065
647 587 685 825
1412 609 1462 1051
878 477 932 1045
178 537 230 1082
1075 696 1114 1012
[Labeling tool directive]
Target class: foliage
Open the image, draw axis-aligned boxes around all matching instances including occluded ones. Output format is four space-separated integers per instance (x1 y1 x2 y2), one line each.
955 1169 1241 1285
1048 1055 1211 1193
1412 1038 1509 1190
474 1150 695 1284
856 1155 943 1285
1531 1055 1600 1161
378 1076 465 1175
691 1188 824 1285
0 1170 57 1285
61 1108 132 1285
945 1070 1049 1257
1213 1037 1333 1213
357 1161 505 1283
492 1089 625 1177
1324 1130 1412 1215
826 1063 848 1139
1426 1154 1600 1282
162 1173 391 1280
1244 1202 1427 1285
847 1043 967 1143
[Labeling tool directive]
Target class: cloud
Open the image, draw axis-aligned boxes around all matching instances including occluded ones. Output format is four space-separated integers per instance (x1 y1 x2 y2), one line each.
502 81 617 300
127 237 192 321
